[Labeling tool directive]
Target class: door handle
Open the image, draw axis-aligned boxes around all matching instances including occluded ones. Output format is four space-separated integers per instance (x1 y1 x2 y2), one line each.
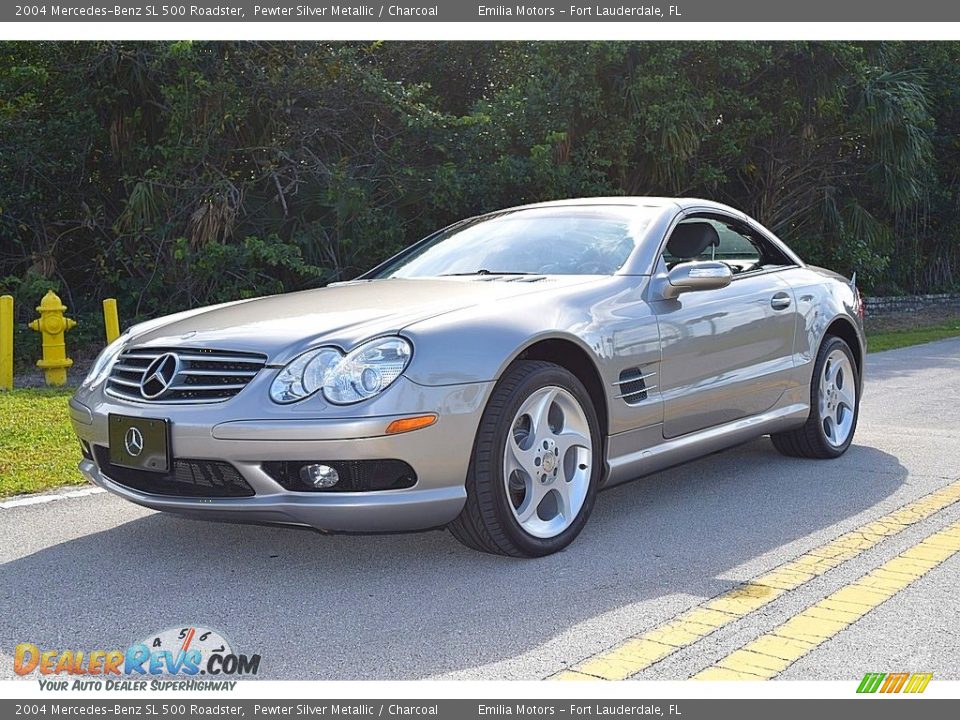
770 292 792 310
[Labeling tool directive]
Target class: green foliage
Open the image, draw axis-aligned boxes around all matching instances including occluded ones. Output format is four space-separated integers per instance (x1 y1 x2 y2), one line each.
1 40 959 326
169 234 330 306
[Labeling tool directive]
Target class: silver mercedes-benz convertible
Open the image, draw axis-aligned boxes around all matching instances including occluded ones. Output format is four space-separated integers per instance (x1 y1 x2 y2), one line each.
71 197 865 556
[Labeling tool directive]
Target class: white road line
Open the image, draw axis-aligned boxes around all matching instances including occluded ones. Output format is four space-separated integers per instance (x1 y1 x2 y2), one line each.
0 486 105 509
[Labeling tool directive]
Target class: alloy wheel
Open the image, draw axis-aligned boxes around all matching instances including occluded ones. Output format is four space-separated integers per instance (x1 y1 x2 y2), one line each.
502 386 593 539
819 348 857 447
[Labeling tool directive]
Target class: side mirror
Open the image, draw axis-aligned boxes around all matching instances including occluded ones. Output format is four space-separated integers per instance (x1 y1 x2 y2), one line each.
661 261 733 299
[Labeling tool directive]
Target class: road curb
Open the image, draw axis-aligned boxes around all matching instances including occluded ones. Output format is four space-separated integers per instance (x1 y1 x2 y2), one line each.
0 485 105 509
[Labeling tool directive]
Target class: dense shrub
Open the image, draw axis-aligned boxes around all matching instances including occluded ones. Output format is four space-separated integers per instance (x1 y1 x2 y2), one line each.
1 41 959 329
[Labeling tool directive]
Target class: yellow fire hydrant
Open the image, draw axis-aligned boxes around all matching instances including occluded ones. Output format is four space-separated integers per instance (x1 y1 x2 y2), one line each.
29 290 76 386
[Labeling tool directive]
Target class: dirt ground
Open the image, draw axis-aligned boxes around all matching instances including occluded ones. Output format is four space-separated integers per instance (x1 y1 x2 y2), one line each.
865 304 960 332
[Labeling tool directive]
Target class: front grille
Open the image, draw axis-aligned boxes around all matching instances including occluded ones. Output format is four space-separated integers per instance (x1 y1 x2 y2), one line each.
262 460 417 492
93 446 254 498
106 347 267 404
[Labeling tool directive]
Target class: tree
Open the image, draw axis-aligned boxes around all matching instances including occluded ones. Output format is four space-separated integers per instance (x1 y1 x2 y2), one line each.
1 40 957 328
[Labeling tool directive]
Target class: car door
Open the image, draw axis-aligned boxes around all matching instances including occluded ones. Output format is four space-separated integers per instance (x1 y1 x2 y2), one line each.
651 214 799 439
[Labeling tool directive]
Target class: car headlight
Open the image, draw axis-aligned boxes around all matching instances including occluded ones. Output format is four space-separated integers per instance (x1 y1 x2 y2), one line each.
322 337 412 405
269 347 343 404
82 336 127 388
269 337 412 405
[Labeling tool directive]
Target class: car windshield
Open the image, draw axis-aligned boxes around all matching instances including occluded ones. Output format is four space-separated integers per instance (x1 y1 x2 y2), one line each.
373 206 659 278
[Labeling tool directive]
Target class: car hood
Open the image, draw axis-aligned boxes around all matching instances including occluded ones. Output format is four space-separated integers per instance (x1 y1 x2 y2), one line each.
126 276 594 362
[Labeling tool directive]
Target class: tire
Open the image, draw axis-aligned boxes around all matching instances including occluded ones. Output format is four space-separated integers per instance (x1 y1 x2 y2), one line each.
448 360 602 557
771 335 860 459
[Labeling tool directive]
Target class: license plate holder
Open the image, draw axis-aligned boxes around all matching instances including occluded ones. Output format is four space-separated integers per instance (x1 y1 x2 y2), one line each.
108 414 171 473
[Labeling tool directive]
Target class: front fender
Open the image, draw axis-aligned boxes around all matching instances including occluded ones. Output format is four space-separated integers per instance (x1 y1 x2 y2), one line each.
399 276 664 437
780 267 866 386
399 276 651 387
401 313 602 387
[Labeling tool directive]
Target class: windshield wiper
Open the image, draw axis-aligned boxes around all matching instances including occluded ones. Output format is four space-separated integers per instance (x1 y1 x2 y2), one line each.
439 270 534 277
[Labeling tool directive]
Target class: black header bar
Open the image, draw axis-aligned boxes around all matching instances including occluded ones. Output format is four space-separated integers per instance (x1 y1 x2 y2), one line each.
5 0 960 23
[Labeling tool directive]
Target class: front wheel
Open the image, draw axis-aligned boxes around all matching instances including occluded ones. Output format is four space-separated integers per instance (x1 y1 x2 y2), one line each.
448 360 601 557
771 335 860 459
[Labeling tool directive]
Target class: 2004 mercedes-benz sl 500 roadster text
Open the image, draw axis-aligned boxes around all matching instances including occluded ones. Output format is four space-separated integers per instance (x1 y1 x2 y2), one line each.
71 197 865 556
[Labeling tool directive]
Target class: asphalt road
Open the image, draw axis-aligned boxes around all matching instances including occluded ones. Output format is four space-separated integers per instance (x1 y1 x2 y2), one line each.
1 338 959 682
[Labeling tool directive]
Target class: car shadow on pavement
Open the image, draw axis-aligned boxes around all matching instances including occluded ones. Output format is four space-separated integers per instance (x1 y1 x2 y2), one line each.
0 438 905 680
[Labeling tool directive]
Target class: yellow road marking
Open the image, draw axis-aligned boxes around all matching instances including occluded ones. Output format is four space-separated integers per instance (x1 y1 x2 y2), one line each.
693 518 960 680
550 670 596 681
550 478 960 681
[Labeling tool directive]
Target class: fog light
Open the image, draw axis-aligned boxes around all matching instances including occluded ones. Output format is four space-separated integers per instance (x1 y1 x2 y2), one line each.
300 464 339 489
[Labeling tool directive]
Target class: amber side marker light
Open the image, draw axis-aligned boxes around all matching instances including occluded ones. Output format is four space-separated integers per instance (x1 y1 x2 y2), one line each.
385 414 438 435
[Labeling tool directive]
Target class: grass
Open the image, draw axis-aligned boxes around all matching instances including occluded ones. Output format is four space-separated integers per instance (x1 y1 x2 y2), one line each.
866 319 960 353
0 388 83 497
1 317 959 499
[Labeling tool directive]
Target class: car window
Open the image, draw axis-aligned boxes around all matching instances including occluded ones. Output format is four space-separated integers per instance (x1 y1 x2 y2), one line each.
373 206 661 278
663 216 791 275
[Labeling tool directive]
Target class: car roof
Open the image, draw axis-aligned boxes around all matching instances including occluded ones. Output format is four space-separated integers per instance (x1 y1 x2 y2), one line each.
485 196 804 274
362 195 801 279
498 196 746 217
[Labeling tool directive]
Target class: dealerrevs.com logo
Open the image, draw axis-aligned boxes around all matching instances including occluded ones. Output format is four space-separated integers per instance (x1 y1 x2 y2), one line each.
14 626 260 691
857 672 933 694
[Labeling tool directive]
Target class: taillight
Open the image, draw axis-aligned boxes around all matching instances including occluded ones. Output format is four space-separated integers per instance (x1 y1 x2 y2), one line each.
855 287 865 321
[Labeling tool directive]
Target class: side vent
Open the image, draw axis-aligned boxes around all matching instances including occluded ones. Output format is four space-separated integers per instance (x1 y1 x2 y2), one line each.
615 367 657 406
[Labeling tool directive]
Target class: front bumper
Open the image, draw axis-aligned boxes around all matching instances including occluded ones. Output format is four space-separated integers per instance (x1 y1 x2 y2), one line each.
71 377 493 532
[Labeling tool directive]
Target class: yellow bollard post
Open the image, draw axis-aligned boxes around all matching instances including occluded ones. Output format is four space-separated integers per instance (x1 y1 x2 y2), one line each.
0 295 13 391
103 298 120 344
28 290 76 386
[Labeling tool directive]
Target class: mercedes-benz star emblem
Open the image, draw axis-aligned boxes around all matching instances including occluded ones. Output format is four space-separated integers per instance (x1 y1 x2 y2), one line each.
140 352 180 400
124 427 144 457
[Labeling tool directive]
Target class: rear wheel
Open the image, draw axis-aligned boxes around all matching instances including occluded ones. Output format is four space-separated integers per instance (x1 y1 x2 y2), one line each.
771 335 860 459
449 360 601 557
